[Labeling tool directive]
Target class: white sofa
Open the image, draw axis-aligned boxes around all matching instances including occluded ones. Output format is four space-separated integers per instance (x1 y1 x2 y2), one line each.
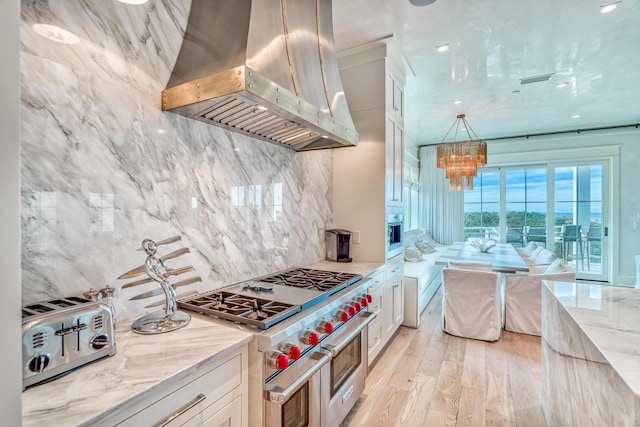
402 229 448 328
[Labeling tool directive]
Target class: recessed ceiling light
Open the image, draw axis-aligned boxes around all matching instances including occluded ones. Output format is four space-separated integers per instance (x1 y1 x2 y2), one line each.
436 44 450 53
409 0 437 6
117 0 149 4
233 147 240 152
600 2 620 13
556 82 569 88
572 114 581 119
453 100 462 104
157 129 166 134
32 24 80 44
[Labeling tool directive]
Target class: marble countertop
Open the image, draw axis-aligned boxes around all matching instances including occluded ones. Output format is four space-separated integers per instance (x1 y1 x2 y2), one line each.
22 313 253 427
546 281 640 395
307 260 385 277
21 260 384 426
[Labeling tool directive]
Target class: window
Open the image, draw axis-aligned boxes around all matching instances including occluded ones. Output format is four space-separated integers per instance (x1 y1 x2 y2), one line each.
464 170 499 240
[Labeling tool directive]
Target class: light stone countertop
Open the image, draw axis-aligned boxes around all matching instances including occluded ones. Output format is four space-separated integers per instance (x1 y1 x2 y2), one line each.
307 260 386 277
546 281 640 395
21 261 383 426
22 313 253 427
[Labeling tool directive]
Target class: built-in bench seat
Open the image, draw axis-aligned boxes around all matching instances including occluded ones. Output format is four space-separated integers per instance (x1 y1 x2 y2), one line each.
402 229 449 328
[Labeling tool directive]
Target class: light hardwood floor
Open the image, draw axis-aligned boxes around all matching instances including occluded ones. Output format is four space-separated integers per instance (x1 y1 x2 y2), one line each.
341 287 547 427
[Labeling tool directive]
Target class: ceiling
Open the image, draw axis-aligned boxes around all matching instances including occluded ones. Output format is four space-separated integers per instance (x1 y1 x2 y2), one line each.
332 0 640 145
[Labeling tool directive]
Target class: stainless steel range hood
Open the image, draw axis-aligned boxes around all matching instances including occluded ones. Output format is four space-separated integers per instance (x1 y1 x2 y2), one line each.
162 0 358 151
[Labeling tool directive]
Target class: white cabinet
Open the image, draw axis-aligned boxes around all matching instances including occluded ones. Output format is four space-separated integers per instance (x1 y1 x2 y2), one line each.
385 116 404 207
366 268 386 365
112 345 247 427
366 256 405 367
385 70 404 121
334 41 407 263
383 256 404 343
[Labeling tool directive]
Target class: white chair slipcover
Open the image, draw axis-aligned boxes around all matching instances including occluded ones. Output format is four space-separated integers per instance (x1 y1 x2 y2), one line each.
505 265 575 336
517 241 538 257
441 268 503 342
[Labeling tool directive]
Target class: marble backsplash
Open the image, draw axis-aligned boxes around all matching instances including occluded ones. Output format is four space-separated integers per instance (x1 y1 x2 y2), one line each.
20 0 333 321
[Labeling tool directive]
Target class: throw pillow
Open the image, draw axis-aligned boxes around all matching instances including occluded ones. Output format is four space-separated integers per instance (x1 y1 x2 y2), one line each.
404 247 423 262
415 241 435 254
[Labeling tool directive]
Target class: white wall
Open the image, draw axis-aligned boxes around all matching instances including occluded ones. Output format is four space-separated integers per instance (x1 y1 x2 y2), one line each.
487 127 640 285
1 0 22 423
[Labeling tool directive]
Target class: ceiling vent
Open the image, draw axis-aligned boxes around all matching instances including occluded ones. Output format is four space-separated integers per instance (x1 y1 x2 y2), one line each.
520 73 554 85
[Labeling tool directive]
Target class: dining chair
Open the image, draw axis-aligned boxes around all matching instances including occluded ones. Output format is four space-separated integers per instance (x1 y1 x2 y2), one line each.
504 260 575 336
441 268 503 341
526 226 547 247
585 225 602 270
506 226 524 247
560 224 583 268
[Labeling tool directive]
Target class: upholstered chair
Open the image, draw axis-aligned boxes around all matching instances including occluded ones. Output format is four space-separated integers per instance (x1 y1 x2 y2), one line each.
447 260 493 271
505 259 575 336
441 268 503 341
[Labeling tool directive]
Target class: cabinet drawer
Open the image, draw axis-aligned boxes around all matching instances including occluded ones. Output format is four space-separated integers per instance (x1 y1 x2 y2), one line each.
367 286 384 315
367 317 384 364
183 394 242 427
118 352 243 427
366 268 386 290
386 255 404 279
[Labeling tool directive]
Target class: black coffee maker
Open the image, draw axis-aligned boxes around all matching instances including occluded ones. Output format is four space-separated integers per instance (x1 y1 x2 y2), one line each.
326 229 352 263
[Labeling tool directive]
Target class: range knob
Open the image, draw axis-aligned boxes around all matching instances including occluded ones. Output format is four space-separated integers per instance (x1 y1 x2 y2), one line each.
366 294 373 303
334 310 349 322
360 296 369 308
27 353 51 373
282 343 301 361
90 334 110 350
301 331 320 346
354 302 362 312
348 305 357 317
317 321 334 334
268 351 289 370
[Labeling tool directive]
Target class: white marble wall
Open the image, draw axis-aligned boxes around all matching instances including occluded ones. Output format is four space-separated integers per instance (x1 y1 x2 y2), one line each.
20 0 333 321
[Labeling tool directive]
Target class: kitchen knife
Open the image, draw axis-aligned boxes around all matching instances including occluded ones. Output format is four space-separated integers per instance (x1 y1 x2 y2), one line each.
144 290 199 308
121 264 196 289
129 276 202 300
117 247 191 280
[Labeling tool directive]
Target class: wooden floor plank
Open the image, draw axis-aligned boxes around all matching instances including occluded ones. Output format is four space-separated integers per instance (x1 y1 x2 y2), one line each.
341 287 546 427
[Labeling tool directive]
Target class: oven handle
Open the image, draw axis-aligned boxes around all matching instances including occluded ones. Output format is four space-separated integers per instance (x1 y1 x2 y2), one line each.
321 311 376 357
265 348 331 404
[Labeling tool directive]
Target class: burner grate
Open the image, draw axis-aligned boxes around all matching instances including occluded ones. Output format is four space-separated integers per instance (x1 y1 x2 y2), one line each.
177 290 301 329
258 268 362 293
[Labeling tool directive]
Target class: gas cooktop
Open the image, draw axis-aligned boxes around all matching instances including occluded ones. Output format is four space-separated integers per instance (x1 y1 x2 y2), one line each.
177 267 363 329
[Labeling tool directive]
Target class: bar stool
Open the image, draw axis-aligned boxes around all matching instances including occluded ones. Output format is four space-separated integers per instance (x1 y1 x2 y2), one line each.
561 225 583 269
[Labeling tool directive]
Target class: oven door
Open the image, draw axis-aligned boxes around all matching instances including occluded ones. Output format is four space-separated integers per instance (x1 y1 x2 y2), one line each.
265 348 330 427
319 311 376 427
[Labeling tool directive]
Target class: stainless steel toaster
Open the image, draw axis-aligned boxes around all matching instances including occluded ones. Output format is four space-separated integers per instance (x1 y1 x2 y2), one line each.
22 296 116 390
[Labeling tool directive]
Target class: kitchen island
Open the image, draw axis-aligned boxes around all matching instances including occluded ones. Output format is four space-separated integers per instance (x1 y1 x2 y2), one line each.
541 281 640 426
22 314 252 427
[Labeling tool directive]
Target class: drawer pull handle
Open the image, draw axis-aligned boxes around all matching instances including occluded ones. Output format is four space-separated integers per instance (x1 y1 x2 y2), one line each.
157 393 206 426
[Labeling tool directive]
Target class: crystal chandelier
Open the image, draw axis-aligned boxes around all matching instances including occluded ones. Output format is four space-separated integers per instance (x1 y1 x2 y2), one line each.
436 114 487 190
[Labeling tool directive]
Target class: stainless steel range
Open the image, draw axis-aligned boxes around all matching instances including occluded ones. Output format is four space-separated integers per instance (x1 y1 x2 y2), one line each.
177 267 375 427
